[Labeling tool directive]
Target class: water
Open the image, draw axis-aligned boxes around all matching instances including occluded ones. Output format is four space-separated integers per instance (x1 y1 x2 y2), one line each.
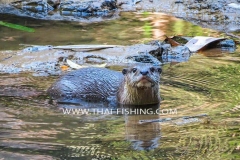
0 12 222 50
0 12 240 159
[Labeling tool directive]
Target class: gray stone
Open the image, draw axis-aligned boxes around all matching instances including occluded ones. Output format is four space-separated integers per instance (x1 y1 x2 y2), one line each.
175 0 183 3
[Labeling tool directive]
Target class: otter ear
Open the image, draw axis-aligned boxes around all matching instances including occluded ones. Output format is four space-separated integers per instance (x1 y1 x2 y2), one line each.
157 68 162 74
122 68 128 75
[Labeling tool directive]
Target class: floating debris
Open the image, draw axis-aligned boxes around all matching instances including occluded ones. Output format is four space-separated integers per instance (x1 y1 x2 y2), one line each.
139 113 208 124
0 21 35 32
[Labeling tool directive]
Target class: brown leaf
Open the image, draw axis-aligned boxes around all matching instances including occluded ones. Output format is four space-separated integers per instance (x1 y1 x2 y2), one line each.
164 35 180 47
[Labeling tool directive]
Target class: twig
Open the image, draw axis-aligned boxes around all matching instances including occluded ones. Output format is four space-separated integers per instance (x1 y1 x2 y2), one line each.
225 32 240 39
139 113 208 124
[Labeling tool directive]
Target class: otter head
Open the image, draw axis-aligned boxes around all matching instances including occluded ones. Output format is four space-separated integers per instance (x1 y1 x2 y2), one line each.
122 64 162 89
118 64 162 105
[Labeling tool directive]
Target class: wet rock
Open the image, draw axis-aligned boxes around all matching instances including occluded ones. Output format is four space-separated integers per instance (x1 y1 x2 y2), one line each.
23 45 53 52
161 46 191 63
149 47 163 60
201 4 209 9
144 40 192 63
188 3 201 10
175 0 183 3
48 0 60 9
10 0 54 15
218 39 236 48
0 0 119 22
58 0 116 18
171 46 191 54
0 0 239 33
61 4 77 11
126 54 160 65
162 44 171 51
83 55 107 64
168 36 190 45
217 39 236 52
101 0 117 10
0 40 195 75
0 44 163 75
228 3 240 9
210 3 221 10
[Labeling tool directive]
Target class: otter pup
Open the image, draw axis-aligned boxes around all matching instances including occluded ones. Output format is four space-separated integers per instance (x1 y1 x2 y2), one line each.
47 64 162 105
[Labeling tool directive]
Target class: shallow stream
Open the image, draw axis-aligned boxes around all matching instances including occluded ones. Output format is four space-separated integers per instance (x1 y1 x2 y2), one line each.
0 12 240 159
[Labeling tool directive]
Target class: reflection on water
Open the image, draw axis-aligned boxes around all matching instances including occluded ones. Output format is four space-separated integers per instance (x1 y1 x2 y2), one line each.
123 104 161 150
0 12 240 160
0 12 222 50
57 103 162 150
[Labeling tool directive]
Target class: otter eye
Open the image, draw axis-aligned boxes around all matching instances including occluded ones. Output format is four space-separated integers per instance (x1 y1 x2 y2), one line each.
150 67 155 72
132 68 137 73
157 68 162 74
122 68 128 75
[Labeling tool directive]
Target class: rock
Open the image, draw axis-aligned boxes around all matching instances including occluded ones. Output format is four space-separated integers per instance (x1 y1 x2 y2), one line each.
145 41 191 63
23 45 53 52
217 39 236 52
83 56 107 64
188 3 201 10
160 44 171 56
175 0 183 3
201 4 209 9
0 44 162 75
48 0 60 8
218 39 236 48
1 0 240 34
194 0 204 2
126 54 161 65
161 46 191 63
210 3 221 10
101 0 117 10
10 0 54 15
228 3 240 9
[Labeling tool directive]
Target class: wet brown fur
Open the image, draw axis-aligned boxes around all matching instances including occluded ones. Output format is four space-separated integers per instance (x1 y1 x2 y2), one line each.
117 64 161 105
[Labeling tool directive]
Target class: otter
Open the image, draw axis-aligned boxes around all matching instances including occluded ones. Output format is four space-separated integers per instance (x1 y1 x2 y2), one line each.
47 64 162 105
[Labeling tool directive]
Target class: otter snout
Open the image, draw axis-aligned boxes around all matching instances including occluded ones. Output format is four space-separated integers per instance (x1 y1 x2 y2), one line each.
140 71 149 75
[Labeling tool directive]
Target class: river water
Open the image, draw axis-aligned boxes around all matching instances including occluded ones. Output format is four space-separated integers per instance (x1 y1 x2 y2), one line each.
0 12 240 159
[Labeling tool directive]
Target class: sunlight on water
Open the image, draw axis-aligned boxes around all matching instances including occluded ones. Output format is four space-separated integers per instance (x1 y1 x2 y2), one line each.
0 12 221 50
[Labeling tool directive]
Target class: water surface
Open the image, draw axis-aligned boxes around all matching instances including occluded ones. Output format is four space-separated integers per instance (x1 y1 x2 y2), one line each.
0 12 222 50
0 12 240 159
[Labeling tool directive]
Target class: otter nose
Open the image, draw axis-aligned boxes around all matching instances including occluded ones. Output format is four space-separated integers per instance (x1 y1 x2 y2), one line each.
140 71 149 75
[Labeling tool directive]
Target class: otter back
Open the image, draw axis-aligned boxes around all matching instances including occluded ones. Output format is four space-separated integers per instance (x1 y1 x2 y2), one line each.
47 67 123 103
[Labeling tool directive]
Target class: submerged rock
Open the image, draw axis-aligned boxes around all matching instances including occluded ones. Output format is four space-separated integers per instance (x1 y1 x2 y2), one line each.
218 39 236 48
217 39 236 52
